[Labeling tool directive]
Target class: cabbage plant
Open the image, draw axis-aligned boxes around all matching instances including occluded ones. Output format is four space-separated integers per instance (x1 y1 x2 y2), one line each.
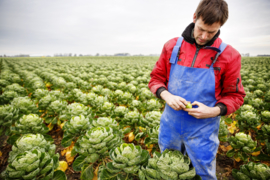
0 105 19 136
138 88 153 101
32 89 49 102
3 83 27 96
91 117 118 131
2 149 62 180
59 103 92 122
10 114 49 135
112 106 129 121
248 98 264 110
38 94 57 110
121 110 143 128
253 89 264 98
11 97 39 116
140 111 161 128
61 115 91 147
232 162 270 180
45 100 67 125
0 91 19 105
139 150 200 180
226 132 259 162
128 100 143 111
235 111 260 131
86 92 98 106
73 127 122 172
261 111 270 123
144 126 159 146
265 91 270 102
144 99 162 112
235 104 255 114
218 119 229 142
98 143 149 179
8 134 55 163
96 101 115 117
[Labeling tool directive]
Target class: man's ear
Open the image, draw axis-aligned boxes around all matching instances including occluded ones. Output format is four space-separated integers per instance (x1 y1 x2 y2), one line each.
193 13 196 23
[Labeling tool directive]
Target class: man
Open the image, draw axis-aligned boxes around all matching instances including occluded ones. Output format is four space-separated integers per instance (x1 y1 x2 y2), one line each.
148 0 246 179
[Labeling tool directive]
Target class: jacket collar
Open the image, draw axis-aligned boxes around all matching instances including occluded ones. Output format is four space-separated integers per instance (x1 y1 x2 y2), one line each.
182 22 220 47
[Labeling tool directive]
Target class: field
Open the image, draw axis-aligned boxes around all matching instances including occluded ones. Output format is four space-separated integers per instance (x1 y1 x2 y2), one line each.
0 56 270 180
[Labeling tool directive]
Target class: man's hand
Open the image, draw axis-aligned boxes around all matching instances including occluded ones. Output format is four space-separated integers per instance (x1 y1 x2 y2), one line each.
160 91 188 111
183 101 220 119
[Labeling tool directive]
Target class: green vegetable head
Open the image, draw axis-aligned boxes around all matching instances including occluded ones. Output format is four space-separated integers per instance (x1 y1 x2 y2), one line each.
145 99 162 111
261 111 270 123
11 97 38 115
5 149 59 180
9 134 55 163
108 143 150 174
74 127 122 159
113 106 129 118
141 111 162 128
11 114 49 135
139 149 197 180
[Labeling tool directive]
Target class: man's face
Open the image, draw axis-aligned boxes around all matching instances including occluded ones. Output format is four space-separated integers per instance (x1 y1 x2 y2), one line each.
193 15 221 46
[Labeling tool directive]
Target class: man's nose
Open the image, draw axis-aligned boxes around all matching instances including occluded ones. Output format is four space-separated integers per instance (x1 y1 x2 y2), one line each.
202 32 208 40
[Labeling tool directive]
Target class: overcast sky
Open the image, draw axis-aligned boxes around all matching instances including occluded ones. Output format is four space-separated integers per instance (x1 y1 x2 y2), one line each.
0 0 269 56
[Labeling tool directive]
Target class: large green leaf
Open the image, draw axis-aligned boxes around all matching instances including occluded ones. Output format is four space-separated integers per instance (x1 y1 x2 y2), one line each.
80 164 94 180
43 134 54 143
106 162 121 173
61 135 74 147
52 170 67 180
7 134 21 145
98 167 118 180
72 155 88 172
226 149 235 158
225 117 233 124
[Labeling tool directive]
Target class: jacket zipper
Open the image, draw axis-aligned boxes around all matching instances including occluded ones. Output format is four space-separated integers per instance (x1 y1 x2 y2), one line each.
191 46 201 67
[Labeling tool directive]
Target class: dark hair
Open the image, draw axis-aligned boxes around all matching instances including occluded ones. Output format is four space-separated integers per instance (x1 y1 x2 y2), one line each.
195 0 228 26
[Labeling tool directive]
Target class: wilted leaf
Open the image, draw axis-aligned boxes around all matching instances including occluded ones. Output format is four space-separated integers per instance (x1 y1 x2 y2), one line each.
56 161 68 172
92 166 99 180
0 151 2 157
47 123 54 131
61 142 75 165
251 151 261 156
139 126 146 131
61 149 67 157
60 122 66 129
66 148 75 165
234 157 241 162
127 132 135 142
220 145 227 152
226 145 233 151
256 123 262 130
228 121 237 134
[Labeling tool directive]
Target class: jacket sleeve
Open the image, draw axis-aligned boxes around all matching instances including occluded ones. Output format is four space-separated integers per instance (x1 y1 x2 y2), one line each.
148 43 170 97
216 46 246 115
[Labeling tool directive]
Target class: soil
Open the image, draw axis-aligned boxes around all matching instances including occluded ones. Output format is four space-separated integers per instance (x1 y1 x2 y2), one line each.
0 130 238 180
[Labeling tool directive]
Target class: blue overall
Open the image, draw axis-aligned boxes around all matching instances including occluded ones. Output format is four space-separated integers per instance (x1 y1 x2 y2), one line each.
159 37 227 180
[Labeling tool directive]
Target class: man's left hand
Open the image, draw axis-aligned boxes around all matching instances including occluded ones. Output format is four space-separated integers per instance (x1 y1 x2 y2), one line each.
183 101 220 119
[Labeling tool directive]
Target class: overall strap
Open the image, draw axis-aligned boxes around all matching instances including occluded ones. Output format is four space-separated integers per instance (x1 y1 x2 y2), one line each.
212 42 227 64
170 37 184 64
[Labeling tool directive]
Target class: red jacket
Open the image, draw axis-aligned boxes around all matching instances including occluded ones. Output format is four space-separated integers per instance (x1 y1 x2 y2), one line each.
148 37 246 115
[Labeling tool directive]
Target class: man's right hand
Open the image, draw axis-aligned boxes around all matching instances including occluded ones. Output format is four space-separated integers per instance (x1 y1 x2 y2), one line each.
160 90 188 111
